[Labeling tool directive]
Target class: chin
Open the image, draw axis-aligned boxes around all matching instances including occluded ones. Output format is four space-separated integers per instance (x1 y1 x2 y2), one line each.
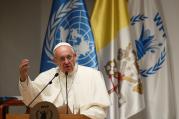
64 69 72 73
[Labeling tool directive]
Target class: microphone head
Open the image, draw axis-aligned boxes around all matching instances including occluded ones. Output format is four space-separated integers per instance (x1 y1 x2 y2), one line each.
55 73 59 77
65 72 68 76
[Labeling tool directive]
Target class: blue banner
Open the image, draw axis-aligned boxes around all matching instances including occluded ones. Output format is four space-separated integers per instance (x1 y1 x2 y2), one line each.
40 0 98 72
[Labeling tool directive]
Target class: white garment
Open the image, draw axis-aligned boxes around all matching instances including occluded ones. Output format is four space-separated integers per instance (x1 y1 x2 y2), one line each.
19 64 110 119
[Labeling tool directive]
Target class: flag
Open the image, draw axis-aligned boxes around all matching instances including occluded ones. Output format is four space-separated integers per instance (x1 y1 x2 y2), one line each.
128 0 176 118
40 0 98 72
91 0 145 119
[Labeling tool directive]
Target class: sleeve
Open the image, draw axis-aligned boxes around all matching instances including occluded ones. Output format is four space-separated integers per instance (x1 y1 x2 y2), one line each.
81 106 107 119
19 76 43 107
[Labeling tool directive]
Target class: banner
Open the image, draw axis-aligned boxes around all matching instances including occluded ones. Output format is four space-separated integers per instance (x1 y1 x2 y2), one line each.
40 0 98 72
128 0 176 118
91 0 145 119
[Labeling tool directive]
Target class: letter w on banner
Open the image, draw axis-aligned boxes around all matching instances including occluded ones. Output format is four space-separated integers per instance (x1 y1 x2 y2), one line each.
91 0 145 119
40 0 98 72
128 0 176 119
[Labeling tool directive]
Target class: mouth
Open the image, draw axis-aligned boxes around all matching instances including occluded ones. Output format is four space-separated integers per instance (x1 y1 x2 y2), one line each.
62 63 74 73
64 65 72 71
64 65 70 68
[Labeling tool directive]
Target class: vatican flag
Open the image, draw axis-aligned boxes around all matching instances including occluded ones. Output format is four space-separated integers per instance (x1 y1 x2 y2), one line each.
91 0 145 119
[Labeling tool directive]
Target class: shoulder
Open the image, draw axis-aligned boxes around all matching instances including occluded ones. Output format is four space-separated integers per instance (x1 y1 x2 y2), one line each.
35 67 58 81
40 67 58 75
78 65 100 73
76 65 106 86
77 65 103 79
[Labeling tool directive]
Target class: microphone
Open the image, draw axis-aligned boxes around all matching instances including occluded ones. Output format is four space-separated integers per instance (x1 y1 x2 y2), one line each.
27 73 59 108
65 72 69 114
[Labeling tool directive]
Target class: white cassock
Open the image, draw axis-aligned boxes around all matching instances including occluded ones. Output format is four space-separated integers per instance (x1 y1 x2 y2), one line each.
19 64 110 119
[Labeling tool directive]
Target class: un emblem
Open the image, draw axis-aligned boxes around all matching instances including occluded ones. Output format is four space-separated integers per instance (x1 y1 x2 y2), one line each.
44 0 98 68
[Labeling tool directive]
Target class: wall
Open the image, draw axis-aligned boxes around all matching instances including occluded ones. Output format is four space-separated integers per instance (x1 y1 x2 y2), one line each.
0 0 41 96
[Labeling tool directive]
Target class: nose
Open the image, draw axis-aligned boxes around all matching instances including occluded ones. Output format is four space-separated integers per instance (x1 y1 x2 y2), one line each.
64 57 70 64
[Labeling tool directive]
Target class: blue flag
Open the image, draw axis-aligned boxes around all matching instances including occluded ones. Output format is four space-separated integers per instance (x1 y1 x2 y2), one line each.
40 0 98 72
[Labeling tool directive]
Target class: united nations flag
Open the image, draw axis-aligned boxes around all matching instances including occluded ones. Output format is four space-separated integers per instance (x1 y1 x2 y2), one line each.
40 0 98 72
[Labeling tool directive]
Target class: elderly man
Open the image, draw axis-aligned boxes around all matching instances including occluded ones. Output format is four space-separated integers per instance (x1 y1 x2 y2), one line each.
19 42 110 119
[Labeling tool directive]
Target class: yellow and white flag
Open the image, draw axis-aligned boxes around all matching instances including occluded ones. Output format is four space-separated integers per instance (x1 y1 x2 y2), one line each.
91 0 145 119
128 0 176 118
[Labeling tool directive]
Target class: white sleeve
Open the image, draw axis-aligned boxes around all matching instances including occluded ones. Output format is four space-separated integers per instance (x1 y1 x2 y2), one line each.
81 106 108 119
19 76 42 107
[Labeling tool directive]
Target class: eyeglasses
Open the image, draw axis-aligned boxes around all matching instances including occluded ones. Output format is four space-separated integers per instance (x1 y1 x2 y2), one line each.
58 54 73 62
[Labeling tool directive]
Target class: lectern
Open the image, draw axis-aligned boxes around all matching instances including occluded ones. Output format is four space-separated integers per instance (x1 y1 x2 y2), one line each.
0 100 91 119
6 114 90 119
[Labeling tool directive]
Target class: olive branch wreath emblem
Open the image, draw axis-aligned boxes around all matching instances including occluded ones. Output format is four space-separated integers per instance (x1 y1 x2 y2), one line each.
44 0 82 63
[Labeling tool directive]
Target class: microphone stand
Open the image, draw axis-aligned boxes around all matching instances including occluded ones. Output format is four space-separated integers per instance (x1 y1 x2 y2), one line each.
27 73 59 108
65 72 69 114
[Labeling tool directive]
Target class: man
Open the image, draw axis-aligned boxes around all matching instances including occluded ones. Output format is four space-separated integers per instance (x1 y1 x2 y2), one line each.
19 42 110 119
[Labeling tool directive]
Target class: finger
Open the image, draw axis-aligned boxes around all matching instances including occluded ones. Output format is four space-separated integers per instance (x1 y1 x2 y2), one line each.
19 59 30 68
19 59 30 74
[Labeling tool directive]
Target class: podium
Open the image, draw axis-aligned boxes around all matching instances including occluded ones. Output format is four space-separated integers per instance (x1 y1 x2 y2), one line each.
0 99 91 119
6 114 90 119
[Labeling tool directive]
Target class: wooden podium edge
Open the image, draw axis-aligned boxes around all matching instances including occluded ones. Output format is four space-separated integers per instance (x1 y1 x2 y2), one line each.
6 114 91 119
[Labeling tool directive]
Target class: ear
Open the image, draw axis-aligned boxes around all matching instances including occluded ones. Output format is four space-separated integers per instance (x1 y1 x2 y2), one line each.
53 56 57 64
73 53 77 60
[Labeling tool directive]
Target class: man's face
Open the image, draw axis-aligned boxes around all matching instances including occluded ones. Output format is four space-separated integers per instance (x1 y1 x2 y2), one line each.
54 46 76 73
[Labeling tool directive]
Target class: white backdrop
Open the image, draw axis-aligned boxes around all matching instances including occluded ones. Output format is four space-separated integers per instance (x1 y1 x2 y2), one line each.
0 0 178 118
